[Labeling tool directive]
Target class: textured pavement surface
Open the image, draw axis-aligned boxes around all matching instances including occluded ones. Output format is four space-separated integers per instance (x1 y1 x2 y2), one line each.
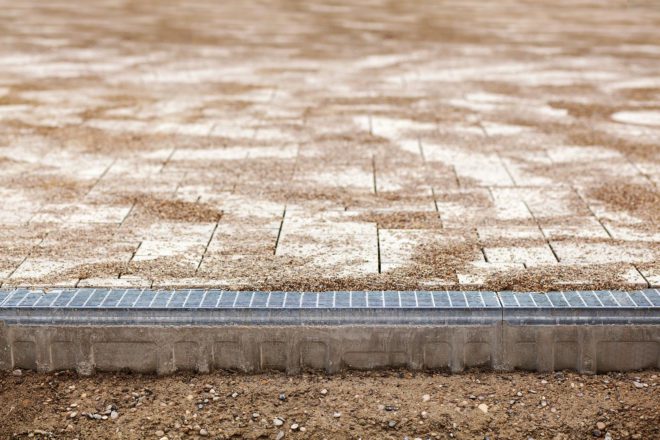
0 0 658 290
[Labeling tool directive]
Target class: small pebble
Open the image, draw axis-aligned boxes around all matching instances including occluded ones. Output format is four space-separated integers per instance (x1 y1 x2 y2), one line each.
596 422 606 431
333 412 341 418
12 369 22 377
388 420 397 428
273 418 284 427
477 404 488 414
320 389 328 395
199 428 209 436
422 394 431 402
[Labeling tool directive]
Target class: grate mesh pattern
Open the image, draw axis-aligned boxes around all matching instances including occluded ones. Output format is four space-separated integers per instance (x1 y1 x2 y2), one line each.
0 288 658 309
0 289 657 326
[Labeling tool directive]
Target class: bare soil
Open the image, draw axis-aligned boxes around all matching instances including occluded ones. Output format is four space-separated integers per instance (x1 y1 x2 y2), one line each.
0 370 657 440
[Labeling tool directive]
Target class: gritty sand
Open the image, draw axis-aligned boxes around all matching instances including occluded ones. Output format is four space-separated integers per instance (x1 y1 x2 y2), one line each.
1 370 658 440
1 0 659 290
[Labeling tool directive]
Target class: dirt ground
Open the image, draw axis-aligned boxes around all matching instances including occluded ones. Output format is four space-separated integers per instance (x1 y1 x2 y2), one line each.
0 369 658 440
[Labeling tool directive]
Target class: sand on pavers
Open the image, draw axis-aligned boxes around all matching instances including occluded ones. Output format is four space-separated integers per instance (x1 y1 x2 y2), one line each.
0 0 659 291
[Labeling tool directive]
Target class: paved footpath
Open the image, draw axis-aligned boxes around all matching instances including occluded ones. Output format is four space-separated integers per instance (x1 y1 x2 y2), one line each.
0 0 658 291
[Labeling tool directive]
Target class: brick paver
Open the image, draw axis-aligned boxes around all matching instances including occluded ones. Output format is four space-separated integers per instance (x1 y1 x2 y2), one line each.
0 0 658 290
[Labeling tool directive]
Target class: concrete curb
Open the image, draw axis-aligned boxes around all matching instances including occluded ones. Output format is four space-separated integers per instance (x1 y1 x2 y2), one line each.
0 289 658 374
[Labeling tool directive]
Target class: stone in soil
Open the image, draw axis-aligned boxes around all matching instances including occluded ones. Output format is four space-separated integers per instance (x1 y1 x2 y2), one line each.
1 370 658 439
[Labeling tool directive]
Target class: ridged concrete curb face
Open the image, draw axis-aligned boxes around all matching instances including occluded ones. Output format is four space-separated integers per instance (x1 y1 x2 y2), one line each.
0 289 658 374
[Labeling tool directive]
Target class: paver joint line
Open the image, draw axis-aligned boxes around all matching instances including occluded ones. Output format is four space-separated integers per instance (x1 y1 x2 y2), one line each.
0 0 658 292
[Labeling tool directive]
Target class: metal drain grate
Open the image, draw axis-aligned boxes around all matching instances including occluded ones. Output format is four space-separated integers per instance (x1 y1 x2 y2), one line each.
0 288 658 326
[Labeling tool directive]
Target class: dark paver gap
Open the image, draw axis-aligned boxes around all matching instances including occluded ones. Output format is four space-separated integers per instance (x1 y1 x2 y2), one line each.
120 241 142 279
475 120 488 137
451 165 461 189
418 138 444 228
371 154 378 196
118 201 137 228
634 265 651 288
84 158 116 197
478 119 518 187
195 220 220 274
274 207 286 256
158 145 177 174
417 137 426 162
376 225 382 274
6 233 49 282
521 200 562 263
571 186 615 239
497 154 518 186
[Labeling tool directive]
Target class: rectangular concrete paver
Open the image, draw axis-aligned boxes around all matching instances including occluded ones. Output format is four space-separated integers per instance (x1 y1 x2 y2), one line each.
0 0 658 291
